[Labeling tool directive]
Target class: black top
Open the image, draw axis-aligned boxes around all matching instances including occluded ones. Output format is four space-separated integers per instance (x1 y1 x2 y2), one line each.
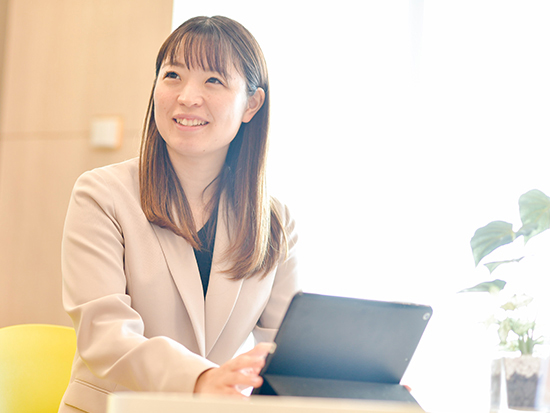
193 217 217 297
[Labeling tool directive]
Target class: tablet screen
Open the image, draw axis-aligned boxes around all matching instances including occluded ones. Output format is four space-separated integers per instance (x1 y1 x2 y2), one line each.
259 292 432 384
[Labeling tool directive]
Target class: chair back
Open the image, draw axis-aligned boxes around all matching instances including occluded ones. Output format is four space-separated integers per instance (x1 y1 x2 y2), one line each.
0 323 76 413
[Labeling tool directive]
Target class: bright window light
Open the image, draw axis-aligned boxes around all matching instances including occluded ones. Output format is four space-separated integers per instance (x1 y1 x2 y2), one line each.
172 2 550 412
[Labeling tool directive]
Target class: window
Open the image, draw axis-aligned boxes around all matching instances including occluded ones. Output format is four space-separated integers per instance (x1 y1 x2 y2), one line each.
172 2 550 411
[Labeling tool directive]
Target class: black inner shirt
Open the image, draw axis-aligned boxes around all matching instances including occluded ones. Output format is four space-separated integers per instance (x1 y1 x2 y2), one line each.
193 217 217 298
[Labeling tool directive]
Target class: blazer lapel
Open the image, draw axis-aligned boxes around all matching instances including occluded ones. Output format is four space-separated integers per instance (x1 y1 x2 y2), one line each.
151 224 207 356
204 201 244 356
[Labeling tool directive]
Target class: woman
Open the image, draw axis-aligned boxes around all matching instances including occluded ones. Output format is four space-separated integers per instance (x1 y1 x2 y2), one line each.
59 16 299 412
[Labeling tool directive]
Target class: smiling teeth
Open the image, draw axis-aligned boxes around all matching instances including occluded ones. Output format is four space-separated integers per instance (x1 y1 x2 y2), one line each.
176 118 207 126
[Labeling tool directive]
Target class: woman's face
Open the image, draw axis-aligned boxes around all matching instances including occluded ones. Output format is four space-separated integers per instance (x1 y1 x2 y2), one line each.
153 55 264 168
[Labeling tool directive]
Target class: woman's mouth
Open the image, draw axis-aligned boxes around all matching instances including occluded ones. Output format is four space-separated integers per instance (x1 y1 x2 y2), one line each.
174 118 208 127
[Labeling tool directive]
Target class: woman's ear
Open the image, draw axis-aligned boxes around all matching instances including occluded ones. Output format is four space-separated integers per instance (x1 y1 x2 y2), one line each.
242 88 265 123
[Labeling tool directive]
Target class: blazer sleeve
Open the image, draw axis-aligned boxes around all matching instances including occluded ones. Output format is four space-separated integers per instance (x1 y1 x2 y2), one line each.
252 200 300 344
62 169 216 394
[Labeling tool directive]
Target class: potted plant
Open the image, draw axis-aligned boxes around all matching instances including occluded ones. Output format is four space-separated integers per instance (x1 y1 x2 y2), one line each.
462 189 550 410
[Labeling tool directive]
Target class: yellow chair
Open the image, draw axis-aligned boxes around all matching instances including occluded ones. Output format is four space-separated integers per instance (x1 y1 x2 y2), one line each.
0 324 76 413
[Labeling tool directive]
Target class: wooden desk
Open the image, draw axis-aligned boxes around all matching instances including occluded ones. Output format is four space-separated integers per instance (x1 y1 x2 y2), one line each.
107 393 423 413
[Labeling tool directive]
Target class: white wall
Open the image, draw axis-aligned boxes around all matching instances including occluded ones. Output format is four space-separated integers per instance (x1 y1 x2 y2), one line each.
173 2 550 411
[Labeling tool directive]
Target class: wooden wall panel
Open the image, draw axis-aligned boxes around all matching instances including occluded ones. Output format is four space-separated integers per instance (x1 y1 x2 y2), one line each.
0 0 173 327
0 0 9 121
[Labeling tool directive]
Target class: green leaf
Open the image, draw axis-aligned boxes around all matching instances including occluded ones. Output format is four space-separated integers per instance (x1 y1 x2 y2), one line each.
518 189 550 243
470 221 516 266
502 341 519 352
509 319 535 337
500 294 533 311
458 279 506 294
484 257 524 273
515 222 540 240
498 318 511 344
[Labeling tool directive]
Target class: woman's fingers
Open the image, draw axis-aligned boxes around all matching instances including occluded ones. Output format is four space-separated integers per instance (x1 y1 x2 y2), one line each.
194 365 260 395
194 342 275 395
224 342 275 373
248 342 276 357
226 353 266 372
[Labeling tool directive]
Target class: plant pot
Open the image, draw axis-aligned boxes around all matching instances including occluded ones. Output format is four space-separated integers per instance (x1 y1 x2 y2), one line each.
491 356 542 411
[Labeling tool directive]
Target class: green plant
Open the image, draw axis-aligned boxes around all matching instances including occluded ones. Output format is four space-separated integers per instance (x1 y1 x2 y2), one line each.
461 189 550 355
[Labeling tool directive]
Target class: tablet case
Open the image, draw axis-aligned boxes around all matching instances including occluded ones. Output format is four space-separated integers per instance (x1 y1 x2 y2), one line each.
252 292 432 409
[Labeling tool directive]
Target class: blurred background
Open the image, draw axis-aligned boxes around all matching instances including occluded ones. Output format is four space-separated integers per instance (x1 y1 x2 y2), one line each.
1 1 550 411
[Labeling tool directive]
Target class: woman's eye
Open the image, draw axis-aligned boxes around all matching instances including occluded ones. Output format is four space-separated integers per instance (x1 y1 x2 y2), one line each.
206 77 223 85
164 71 180 80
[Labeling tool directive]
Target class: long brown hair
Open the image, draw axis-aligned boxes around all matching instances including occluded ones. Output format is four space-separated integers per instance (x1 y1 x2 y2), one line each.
139 16 286 279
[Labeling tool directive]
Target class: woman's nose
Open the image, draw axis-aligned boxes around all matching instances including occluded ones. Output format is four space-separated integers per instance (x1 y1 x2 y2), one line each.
177 82 203 107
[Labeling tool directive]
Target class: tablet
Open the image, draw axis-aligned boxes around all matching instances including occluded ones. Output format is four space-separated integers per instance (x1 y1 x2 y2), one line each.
252 292 432 406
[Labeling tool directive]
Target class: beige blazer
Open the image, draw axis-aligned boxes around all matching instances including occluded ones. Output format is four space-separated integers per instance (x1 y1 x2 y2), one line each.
59 158 299 413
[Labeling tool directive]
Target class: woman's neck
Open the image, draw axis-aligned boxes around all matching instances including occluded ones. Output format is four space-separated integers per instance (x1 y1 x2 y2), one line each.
168 152 224 229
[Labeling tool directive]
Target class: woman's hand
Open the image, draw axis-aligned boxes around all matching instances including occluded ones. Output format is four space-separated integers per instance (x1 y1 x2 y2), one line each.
193 342 275 397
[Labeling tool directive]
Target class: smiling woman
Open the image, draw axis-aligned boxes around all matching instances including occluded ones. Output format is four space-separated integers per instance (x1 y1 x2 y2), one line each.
59 15 299 413
153 63 263 172
140 16 275 271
